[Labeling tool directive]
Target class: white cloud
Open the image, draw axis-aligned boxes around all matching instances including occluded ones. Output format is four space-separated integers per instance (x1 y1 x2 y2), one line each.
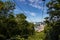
25 11 36 16
28 0 41 3
30 12 36 16
18 0 43 9
28 0 43 9
28 0 35 3
19 0 25 2
29 3 43 9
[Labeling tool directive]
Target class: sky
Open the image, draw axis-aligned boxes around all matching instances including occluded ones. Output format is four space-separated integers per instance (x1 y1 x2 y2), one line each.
4 0 50 22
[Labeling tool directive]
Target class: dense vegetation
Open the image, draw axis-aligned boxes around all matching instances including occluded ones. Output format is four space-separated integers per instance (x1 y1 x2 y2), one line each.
0 0 35 40
44 0 60 40
0 0 60 40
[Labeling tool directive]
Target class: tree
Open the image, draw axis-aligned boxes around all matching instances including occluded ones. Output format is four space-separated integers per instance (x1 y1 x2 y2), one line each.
44 0 60 40
0 0 15 39
16 14 35 39
0 0 35 40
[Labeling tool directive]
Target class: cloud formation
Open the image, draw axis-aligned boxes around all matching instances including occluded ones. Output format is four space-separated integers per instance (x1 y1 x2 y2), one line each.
28 0 43 9
30 12 36 16
29 3 43 9
19 0 43 9
25 11 36 17
19 0 25 2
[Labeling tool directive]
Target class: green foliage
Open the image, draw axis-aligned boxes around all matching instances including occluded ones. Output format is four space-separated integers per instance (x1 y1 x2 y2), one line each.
44 0 60 40
0 0 35 40
28 31 45 40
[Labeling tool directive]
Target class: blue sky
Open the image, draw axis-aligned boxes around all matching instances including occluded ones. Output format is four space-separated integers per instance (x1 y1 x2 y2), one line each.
12 0 50 22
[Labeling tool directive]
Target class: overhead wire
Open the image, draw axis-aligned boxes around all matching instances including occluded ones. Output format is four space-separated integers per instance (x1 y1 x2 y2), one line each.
41 0 45 22
13 0 46 22
24 4 36 23
24 0 45 23
12 0 33 22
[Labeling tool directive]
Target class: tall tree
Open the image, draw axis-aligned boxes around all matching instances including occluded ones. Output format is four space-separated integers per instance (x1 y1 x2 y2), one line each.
16 14 35 39
0 0 15 39
44 0 60 40
0 0 35 40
